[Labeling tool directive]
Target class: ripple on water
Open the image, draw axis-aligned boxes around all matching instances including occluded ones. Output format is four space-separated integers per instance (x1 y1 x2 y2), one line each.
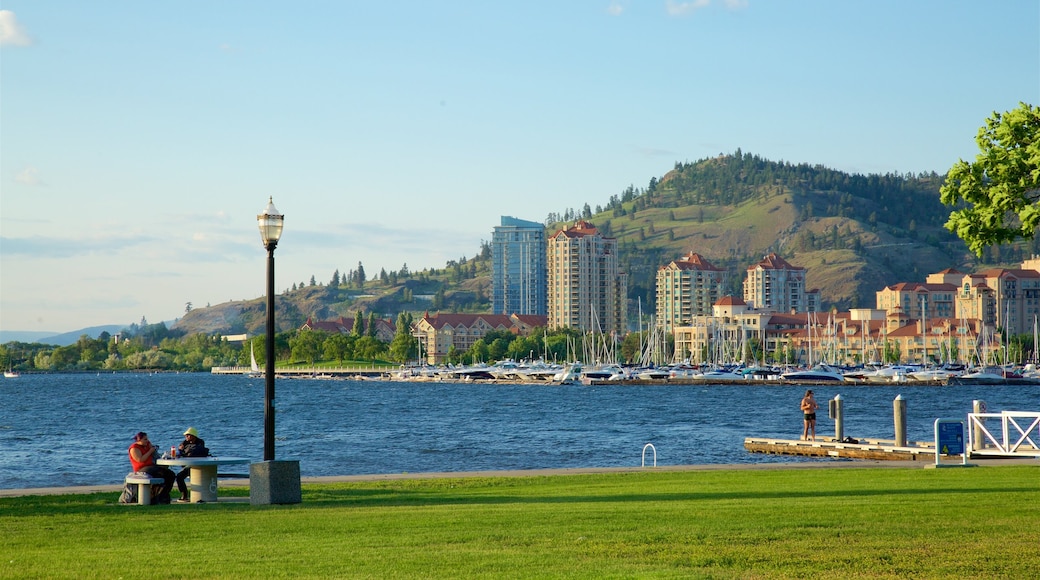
1 374 1038 488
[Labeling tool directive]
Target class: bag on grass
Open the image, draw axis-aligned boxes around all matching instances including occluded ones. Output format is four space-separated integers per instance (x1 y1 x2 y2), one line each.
119 481 138 505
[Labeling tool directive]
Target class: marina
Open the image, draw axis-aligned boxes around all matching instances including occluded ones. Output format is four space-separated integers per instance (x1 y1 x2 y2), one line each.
212 360 1040 386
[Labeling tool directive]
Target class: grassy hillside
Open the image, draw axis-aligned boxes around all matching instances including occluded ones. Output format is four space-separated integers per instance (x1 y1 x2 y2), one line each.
173 151 1039 336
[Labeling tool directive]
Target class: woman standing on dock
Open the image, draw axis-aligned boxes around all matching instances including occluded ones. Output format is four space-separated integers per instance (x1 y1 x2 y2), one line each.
800 390 818 441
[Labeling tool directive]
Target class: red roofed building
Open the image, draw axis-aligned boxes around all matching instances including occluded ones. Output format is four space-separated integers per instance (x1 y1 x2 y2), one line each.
300 316 396 342
655 252 728 332
743 253 819 313
547 221 627 334
875 282 957 320
955 268 1040 336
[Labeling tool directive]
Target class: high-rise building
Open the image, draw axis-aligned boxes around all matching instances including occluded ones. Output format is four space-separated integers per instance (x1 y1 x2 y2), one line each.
655 252 728 332
743 253 819 313
547 221 627 333
492 216 547 316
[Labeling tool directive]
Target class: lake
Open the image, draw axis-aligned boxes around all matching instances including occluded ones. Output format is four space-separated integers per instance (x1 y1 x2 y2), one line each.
1 373 1037 489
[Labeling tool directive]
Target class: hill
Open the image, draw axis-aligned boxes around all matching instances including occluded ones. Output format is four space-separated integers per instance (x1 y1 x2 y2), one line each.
172 151 1036 336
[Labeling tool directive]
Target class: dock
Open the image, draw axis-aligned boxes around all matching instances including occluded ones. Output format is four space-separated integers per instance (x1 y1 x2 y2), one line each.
744 436 939 461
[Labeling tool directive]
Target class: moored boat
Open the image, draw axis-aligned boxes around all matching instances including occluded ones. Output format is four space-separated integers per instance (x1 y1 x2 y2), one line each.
781 364 846 383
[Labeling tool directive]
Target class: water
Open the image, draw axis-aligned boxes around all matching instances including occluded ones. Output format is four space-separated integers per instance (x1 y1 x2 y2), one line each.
1 373 1037 489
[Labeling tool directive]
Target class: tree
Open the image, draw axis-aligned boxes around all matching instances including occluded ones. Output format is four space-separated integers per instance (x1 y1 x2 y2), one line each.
357 262 366 290
352 311 364 337
323 333 354 363
366 312 378 338
330 269 341 287
290 329 325 364
940 102 1040 256
389 312 416 362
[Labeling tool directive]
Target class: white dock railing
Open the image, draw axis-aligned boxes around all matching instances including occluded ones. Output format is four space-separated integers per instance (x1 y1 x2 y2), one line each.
967 411 1040 457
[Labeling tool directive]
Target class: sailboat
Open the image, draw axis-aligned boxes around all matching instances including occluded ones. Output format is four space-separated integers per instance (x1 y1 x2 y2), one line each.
248 342 262 378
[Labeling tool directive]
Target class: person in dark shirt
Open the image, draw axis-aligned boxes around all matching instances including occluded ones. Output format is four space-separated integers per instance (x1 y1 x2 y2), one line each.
174 426 209 502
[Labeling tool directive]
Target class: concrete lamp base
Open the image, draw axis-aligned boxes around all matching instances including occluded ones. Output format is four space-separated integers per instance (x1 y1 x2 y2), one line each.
249 460 302 505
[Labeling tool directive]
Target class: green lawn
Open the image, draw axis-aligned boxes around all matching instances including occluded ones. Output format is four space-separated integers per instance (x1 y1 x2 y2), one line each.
2 467 1038 579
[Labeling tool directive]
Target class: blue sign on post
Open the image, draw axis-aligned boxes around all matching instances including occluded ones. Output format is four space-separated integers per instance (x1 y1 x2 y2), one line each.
933 419 967 467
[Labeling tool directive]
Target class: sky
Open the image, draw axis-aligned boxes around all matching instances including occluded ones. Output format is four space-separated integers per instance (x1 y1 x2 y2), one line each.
1 1 1038 335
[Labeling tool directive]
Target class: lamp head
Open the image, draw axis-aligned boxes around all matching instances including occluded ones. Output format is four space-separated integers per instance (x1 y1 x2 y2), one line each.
257 196 284 248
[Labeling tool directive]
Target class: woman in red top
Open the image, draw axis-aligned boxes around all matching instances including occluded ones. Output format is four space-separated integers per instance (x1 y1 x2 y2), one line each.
128 432 175 504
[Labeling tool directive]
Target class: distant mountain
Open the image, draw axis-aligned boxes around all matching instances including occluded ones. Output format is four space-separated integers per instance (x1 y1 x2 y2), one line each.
1 325 127 346
168 151 1033 336
0 330 60 344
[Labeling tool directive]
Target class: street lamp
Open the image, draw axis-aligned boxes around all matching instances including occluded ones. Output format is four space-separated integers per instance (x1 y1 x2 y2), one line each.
257 197 283 461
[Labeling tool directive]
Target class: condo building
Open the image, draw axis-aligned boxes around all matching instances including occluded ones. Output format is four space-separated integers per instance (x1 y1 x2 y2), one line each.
492 216 547 316
547 221 627 334
655 252 728 333
743 253 819 313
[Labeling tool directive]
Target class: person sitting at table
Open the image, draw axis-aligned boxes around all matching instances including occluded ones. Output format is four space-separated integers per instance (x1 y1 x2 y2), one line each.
128 431 175 504
174 426 210 502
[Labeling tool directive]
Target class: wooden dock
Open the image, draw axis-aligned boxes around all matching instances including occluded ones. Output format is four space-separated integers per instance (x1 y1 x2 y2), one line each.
744 436 939 461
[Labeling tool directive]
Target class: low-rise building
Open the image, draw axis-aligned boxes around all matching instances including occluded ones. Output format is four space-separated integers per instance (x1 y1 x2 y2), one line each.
415 312 548 364
300 316 396 342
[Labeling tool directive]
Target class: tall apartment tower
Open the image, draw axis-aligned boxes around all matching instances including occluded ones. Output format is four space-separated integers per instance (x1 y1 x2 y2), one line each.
655 252 728 332
743 253 818 313
547 221 627 333
492 216 547 316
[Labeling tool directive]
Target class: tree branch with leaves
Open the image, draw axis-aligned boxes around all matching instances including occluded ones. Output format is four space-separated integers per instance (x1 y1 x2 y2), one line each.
940 102 1040 256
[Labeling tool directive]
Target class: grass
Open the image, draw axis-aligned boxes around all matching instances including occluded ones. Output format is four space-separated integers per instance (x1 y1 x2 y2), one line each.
2 466 1038 579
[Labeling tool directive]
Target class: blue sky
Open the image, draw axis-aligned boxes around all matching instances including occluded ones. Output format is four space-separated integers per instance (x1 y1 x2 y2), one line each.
2 1 1038 334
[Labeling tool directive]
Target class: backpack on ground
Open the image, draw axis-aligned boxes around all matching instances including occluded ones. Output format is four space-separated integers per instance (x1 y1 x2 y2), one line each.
119 480 139 505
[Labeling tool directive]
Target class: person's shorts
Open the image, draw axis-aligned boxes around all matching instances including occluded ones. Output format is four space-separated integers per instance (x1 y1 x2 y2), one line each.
804 413 816 421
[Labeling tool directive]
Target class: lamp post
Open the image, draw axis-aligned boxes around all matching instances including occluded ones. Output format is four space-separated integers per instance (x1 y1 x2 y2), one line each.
257 197 283 461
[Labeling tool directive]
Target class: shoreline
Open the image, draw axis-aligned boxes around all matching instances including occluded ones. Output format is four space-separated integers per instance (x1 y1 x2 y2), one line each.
3 457 1035 498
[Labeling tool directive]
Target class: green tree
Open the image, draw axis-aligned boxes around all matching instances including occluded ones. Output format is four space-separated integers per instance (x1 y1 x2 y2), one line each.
940 102 1040 256
290 329 326 363
323 333 355 363
366 312 378 338
620 331 644 364
354 336 387 361
357 262 366 290
488 338 511 361
352 311 364 337
389 312 417 362
469 339 490 363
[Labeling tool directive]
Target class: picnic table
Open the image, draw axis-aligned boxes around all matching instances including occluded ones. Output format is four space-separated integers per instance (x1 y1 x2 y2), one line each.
156 456 250 503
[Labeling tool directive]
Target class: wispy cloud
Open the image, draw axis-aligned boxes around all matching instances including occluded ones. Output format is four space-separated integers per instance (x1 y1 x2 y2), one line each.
665 0 711 16
607 2 625 16
15 166 43 186
665 0 747 16
0 233 160 259
0 10 32 47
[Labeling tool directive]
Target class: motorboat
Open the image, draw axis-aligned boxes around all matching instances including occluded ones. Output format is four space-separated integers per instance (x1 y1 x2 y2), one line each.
780 364 846 383
580 364 628 384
